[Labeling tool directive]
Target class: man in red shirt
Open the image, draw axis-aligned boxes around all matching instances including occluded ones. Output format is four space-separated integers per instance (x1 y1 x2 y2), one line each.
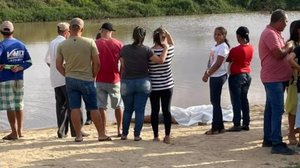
95 23 123 136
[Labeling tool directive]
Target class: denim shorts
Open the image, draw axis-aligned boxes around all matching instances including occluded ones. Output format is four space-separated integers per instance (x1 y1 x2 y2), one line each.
96 82 123 109
66 77 98 110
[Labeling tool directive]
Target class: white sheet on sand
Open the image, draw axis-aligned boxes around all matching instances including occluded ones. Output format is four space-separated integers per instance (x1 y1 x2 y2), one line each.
171 105 233 126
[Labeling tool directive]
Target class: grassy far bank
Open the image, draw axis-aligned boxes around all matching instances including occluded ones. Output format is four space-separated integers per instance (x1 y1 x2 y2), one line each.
0 0 300 23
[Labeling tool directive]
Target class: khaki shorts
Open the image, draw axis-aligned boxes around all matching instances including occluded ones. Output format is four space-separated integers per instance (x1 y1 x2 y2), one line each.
0 80 24 111
96 82 123 109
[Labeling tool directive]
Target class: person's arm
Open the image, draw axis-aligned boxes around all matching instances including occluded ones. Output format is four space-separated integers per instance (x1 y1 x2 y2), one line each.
120 57 124 78
287 52 300 72
45 47 51 67
149 39 169 64
91 54 100 79
12 48 32 73
269 36 294 59
202 56 225 82
56 56 65 76
91 40 100 79
56 46 65 76
271 43 293 59
165 29 174 45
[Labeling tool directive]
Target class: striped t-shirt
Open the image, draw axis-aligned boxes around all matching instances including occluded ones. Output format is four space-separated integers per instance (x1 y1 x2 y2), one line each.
149 45 174 91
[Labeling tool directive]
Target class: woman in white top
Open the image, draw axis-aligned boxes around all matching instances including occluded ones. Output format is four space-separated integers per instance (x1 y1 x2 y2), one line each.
202 26 230 135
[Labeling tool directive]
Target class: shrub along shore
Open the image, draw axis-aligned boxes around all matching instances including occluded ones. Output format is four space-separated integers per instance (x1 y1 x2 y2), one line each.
0 0 300 22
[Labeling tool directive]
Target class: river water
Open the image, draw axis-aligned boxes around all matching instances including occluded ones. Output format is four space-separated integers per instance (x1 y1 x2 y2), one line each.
1 12 300 130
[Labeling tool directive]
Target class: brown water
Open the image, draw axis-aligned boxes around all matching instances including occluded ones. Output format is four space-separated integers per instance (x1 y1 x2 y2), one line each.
1 12 300 129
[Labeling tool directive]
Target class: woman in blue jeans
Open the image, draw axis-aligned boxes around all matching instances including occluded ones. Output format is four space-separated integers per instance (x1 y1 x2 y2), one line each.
202 26 230 135
226 26 254 132
120 26 169 141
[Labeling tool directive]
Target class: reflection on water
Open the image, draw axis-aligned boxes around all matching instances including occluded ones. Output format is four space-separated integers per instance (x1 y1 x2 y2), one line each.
1 12 300 130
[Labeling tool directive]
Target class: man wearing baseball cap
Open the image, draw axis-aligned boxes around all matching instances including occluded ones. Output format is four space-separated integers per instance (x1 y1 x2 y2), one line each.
56 18 110 142
0 21 32 140
95 22 123 137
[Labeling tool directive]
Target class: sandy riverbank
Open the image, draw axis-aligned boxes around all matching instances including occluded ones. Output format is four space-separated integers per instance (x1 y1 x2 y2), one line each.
0 104 299 168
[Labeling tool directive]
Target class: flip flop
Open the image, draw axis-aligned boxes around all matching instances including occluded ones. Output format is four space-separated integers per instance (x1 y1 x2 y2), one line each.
163 137 170 144
74 137 83 142
204 129 219 135
98 137 112 142
2 135 18 140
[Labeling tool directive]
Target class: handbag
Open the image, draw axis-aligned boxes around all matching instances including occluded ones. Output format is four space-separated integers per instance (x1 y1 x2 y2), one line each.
285 70 298 115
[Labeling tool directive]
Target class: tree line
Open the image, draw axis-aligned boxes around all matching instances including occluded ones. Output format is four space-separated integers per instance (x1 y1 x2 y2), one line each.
0 0 299 22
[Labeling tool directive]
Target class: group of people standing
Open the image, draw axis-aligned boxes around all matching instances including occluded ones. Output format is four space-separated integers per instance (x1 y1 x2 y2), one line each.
0 8 299 155
44 18 175 143
202 9 300 155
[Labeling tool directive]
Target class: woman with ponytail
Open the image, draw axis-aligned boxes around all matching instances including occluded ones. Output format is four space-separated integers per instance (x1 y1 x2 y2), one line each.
202 26 230 135
226 26 254 132
119 26 169 141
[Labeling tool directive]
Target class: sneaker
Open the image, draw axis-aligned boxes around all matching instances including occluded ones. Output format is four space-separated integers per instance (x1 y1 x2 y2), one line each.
226 126 242 132
262 140 272 147
271 143 295 155
241 125 250 131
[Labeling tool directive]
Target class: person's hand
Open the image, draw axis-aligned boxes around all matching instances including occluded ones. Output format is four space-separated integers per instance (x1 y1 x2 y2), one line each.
0 64 4 71
202 72 209 82
11 65 23 72
286 41 295 53
161 37 169 48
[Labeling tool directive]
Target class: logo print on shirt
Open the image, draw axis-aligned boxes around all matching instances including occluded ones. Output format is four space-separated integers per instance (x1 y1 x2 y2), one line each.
7 49 24 59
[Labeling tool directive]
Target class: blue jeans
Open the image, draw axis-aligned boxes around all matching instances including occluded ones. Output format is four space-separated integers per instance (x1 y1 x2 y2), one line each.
65 77 98 111
263 82 287 145
228 73 251 126
121 77 151 137
209 74 227 131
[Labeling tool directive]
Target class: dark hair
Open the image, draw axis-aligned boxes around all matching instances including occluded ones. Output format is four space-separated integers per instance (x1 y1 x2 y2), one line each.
289 20 300 44
153 27 166 47
95 32 101 40
236 26 250 43
132 26 146 46
271 9 286 23
215 26 230 48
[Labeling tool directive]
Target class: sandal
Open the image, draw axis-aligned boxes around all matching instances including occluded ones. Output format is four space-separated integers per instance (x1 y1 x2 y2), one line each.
2 134 18 140
204 129 219 135
163 136 171 144
98 136 112 141
74 137 83 142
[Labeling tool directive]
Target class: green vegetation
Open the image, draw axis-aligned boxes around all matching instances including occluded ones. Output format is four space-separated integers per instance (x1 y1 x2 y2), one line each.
0 0 299 22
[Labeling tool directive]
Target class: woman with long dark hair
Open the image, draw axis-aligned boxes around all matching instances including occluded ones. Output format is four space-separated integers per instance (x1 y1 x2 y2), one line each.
120 26 169 141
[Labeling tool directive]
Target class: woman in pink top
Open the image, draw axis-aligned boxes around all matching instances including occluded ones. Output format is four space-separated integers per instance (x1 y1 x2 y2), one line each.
226 26 254 132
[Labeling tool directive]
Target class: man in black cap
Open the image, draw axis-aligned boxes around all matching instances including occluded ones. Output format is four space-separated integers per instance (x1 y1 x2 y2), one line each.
95 23 123 137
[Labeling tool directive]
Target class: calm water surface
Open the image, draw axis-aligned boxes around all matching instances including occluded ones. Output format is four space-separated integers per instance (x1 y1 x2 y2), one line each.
1 12 300 129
